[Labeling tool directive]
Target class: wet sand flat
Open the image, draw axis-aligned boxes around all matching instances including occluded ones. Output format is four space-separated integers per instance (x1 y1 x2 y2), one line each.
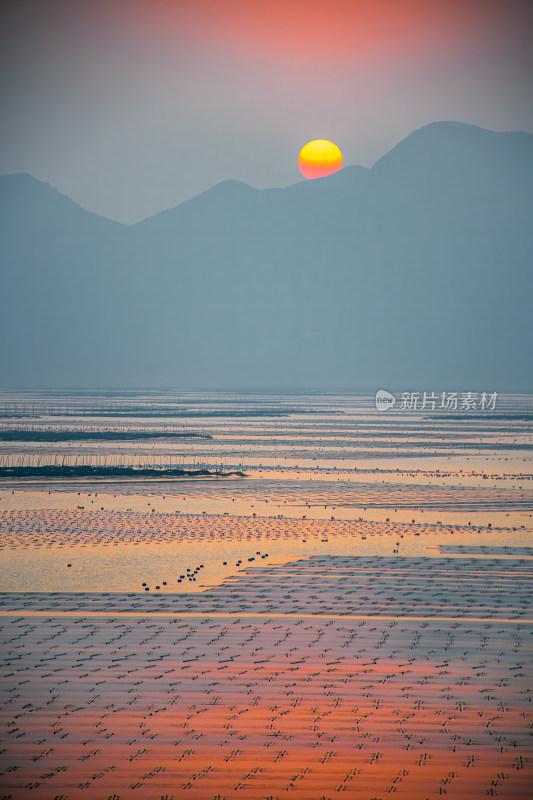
1 555 532 798
0 391 532 798
1 555 532 620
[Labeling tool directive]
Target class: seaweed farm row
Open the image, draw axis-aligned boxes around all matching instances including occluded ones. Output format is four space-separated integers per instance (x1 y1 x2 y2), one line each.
0 390 532 798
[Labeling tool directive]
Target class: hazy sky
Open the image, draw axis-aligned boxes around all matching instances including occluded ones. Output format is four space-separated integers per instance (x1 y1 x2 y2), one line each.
1 0 532 223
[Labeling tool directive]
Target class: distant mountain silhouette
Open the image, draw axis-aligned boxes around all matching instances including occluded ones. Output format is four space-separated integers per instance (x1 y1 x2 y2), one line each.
0 172 121 237
1 122 532 390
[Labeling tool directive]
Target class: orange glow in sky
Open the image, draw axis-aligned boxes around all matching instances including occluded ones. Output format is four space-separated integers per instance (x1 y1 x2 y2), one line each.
124 0 512 68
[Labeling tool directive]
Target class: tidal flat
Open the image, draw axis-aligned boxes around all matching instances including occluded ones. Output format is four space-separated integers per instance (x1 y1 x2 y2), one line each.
0 390 532 798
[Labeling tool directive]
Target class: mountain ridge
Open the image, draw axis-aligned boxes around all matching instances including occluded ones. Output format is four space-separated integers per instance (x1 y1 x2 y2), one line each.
2 120 532 228
1 122 532 390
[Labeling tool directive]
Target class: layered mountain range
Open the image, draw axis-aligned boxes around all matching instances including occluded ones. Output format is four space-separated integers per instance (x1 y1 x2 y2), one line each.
1 121 532 390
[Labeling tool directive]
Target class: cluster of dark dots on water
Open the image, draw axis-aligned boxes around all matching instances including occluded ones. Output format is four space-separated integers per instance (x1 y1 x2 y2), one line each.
138 552 269 591
141 564 205 591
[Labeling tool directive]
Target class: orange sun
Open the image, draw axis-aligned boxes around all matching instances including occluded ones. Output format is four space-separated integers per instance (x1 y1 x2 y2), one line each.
298 139 343 179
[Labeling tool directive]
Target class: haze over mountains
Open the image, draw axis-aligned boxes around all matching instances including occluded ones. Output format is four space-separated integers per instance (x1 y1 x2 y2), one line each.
1 122 532 390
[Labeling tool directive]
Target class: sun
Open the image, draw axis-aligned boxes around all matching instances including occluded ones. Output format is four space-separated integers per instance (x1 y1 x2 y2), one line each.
298 139 343 179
